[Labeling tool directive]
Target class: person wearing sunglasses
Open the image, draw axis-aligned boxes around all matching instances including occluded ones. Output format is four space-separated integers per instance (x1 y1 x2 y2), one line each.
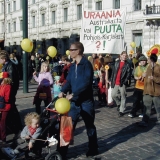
58 42 98 159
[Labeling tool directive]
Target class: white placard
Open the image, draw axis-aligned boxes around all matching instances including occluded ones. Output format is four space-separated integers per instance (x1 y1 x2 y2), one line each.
80 9 126 54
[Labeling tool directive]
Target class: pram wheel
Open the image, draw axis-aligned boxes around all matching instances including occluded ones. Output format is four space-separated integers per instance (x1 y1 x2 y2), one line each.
45 151 62 160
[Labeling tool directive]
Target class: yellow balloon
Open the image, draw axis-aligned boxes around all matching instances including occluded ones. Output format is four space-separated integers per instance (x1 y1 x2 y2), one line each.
66 50 70 56
21 38 33 52
130 42 136 48
88 56 92 60
55 98 71 114
47 46 57 58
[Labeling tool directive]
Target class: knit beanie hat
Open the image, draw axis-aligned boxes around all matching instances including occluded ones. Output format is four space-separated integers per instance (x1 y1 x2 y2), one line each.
150 53 157 63
0 72 9 78
138 56 147 62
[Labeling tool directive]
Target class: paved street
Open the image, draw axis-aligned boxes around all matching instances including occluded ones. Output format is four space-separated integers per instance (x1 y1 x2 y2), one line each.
1 81 160 160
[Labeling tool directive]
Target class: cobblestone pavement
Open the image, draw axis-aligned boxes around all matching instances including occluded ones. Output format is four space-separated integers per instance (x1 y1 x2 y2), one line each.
1 81 160 160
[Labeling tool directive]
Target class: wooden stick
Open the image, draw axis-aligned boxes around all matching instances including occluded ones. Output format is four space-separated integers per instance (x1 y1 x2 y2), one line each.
22 137 47 142
31 138 47 142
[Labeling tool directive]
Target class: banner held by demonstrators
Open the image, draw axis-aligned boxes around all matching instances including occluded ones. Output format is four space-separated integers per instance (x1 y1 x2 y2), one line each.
80 9 126 54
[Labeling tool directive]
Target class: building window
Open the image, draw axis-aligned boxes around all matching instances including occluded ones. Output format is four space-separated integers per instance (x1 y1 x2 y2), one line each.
20 20 23 31
135 0 141 11
8 23 11 33
8 3 10 13
41 14 45 26
32 16 36 28
51 11 56 24
32 0 36 4
20 0 22 9
114 0 120 9
1 22 4 33
64 8 68 22
13 21 16 32
77 4 82 20
1 3 4 13
96 1 102 10
13 1 16 11
133 32 142 52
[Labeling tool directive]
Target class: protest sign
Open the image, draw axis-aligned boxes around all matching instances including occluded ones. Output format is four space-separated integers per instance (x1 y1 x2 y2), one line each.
80 9 126 54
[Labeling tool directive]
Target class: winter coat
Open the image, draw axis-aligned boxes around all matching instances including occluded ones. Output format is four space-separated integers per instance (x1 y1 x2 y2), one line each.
0 84 11 111
33 72 53 86
143 64 160 96
111 60 131 88
21 126 42 144
59 63 71 85
61 56 93 103
2 60 19 91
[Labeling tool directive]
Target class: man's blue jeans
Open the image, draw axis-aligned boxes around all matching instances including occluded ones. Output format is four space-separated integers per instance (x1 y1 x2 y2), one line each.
68 100 98 151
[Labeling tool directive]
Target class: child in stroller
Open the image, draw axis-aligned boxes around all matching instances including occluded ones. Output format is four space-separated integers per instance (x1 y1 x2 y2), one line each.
1 112 42 159
1 98 62 160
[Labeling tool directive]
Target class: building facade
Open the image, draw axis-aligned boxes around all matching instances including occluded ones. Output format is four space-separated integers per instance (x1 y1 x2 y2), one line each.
0 0 160 56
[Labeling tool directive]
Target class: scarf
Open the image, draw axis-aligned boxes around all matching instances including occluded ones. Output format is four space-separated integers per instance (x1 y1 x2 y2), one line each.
28 126 37 135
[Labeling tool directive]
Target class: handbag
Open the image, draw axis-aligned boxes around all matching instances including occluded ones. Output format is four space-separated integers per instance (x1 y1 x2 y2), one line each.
38 85 48 100
60 115 73 146
39 92 47 100
0 96 5 109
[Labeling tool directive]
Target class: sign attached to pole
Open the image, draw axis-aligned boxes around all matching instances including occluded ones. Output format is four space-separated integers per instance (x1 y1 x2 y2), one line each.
80 9 126 54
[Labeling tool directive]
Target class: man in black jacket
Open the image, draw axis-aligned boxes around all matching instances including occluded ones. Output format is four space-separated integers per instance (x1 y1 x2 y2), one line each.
0 50 22 134
0 51 19 103
111 51 131 117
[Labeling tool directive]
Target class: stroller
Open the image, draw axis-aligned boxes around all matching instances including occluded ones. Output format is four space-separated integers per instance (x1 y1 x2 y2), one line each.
1 97 62 160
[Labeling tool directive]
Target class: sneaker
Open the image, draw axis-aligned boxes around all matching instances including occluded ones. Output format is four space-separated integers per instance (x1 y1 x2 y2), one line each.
128 113 135 118
138 121 148 127
1 147 16 158
128 113 134 118
86 149 99 157
139 114 143 118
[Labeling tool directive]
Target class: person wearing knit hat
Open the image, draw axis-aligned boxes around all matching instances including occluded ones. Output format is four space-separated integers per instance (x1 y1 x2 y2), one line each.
138 55 147 62
128 55 147 118
138 53 160 127
0 72 9 79
0 71 12 144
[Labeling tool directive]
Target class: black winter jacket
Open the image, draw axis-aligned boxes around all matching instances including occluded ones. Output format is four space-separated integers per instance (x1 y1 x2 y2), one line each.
111 60 131 88
2 60 19 91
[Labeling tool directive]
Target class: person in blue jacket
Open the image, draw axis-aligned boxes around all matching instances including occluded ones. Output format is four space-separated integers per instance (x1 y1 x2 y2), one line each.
58 42 98 158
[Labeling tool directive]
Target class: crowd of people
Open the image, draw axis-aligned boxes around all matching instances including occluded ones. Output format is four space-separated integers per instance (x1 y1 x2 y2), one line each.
0 42 160 159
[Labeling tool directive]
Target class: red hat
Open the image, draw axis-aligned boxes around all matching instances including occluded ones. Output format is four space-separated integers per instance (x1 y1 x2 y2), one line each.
146 44 160 57
0 72 9 78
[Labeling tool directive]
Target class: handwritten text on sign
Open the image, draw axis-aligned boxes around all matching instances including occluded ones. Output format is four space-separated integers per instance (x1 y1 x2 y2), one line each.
80 9 126 54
